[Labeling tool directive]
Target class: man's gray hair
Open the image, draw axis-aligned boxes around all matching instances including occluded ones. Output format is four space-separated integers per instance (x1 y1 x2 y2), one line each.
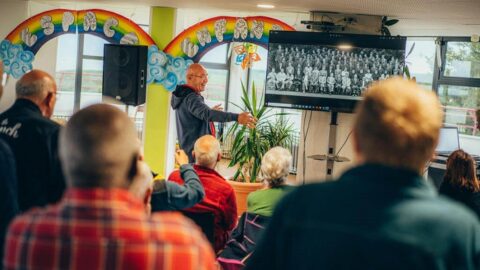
194 135 221 168
15 71 50 98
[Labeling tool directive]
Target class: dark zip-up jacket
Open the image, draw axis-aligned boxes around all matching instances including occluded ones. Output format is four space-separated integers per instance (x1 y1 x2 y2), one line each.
0 99 65 212
246 164 480 270
171 85 239 162
0 139 18 260
151 164 205 212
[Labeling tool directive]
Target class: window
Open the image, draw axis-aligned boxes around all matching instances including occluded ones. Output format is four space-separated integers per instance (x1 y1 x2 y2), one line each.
405 38 436 90
53 28 149 139
79 35 105 109
54 34 78 118
444 42 480 79
434 37 480 137
200 43 230 109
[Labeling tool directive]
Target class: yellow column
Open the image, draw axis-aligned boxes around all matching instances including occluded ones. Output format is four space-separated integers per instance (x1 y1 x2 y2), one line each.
143 7 176 175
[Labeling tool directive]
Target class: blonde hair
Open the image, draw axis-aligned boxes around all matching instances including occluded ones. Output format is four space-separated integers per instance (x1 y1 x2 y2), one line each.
354 77 443 172
260 147 292 188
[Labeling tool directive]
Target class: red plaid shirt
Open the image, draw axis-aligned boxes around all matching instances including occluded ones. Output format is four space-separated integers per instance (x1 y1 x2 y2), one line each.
3 188 216 270
169 165 238 253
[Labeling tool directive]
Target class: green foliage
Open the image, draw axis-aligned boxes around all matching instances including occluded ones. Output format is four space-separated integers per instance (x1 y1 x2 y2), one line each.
227 81 294 183
402 42 416 80
380 16 399 36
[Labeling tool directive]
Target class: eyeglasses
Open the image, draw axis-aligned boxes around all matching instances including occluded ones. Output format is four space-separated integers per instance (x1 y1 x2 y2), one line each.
191 74 208 79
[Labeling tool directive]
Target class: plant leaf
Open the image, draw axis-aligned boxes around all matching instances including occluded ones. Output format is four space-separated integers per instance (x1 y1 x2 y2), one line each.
384 19 399 26
405 42 415 59
251 81 257 116
403 65 411 79
383 27 391 36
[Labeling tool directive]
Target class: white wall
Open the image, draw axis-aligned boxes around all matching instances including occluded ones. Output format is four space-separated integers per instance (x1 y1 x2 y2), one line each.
296 111 357 184
175 8 309 36
0 1 29 111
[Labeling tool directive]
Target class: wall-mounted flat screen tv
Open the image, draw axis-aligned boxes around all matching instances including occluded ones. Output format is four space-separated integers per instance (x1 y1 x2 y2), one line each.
265 31 407 112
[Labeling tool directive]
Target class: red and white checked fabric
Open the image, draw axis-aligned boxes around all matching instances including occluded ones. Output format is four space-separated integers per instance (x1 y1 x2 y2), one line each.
3 188 216 270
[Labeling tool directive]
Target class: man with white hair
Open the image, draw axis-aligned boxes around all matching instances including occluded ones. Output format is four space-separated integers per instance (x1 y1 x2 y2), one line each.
246 78 480 270
171 63 256 162
168 134 238 253
0 69 65 212
4 104 215 270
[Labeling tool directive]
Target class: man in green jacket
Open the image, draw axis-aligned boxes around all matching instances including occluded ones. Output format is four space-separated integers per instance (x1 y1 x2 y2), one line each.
246 77 480 270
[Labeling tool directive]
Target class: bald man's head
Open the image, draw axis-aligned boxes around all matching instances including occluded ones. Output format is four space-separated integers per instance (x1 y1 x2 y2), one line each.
16 69 57 117
193 135 221 169
186 63 208 92
60 104 140 188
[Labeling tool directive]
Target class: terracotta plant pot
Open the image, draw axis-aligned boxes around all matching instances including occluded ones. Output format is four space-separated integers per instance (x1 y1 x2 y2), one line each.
227 180 265 216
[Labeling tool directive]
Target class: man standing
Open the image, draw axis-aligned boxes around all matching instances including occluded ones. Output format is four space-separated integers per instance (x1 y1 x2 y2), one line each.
0 70 65 212
246 78 480 270
4 104 215 270
169 135 237 253
171 63 256 162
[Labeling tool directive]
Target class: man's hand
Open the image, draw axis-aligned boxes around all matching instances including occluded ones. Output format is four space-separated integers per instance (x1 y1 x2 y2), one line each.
238 112 257 129
212 103 223 111
175 149 189 166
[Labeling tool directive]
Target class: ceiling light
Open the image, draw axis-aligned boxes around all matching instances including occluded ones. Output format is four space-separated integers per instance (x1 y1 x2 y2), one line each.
257 4 275 9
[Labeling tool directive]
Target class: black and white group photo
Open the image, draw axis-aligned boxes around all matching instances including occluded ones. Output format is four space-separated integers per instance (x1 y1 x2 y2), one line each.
265 43 405 97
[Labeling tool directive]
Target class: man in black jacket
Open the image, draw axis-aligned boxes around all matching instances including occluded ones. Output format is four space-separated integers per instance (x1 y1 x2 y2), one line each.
246 78 480 270
0 60 18 261
171 63 256 162
0 69 65 212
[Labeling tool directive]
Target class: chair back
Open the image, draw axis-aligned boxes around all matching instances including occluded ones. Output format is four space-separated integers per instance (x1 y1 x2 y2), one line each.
181 211 215 248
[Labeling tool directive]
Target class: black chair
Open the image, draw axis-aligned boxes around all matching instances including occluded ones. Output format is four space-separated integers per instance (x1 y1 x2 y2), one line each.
181 211 215 248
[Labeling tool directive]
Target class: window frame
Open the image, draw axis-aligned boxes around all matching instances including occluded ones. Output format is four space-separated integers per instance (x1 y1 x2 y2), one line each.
200 43 232 111
433 37 480 90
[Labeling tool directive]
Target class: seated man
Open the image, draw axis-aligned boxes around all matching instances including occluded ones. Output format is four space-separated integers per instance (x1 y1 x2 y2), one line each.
246 78 480 270
150 149 205 211
4 104 215 270
169 135 237 253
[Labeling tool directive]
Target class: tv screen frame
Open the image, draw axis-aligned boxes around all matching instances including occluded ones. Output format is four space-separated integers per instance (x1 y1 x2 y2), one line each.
264 31 407 112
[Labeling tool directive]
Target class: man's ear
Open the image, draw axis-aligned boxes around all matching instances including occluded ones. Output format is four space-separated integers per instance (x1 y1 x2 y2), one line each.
127 154 139 183
217 152 221 162
143 186 152 216
41 92 55 118
192 151 196 160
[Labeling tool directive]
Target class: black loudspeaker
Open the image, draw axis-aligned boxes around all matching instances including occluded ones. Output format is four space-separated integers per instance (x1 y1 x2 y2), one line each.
102 44 147 106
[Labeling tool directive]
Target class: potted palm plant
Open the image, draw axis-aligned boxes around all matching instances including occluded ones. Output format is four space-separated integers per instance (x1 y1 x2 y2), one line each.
225 81 295 214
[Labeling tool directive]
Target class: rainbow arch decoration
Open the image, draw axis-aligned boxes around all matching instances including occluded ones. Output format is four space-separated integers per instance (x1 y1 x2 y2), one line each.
164 16 295 62
0 9 155 78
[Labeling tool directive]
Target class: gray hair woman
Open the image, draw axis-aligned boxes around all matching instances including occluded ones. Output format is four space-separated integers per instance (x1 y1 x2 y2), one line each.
246 147 295 216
